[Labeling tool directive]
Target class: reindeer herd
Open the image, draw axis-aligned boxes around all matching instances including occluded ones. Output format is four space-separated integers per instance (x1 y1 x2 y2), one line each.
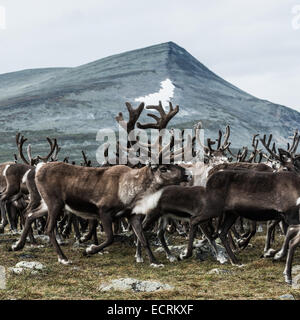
0 101 300 288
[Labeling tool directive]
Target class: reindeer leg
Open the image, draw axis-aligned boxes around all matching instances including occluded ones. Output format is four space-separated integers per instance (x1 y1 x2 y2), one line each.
283 228 300 285
273 225 298 261
238 221 256 250
263 219 280 257
239 217 245 235
72 215 81 242
84 210 113 255
180 216 199 260
218 212 239 265
129 214 161 266
11 206 47 251
231 224 241 241
228 230 237 251
80 219 97 243
199 220 229 264
62 213 72 239
46 203 70 264
157 218 177 262
8 204 19 234
91 220 98 245
0 200 8 233
135 238 143 263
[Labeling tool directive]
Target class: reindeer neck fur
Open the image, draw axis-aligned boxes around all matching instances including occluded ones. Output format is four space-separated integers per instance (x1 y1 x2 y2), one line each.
118 166 159 207
131 171 165 215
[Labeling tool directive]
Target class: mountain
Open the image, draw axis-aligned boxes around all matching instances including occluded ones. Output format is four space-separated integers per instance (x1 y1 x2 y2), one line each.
0 41 299 163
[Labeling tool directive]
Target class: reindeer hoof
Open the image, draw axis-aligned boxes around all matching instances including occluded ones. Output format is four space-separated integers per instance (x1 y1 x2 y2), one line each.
11 242 20 251
58 258 72 265
167 255 178 263
179 253 188 260
136 257 144 263
273 251 283 261
0 226 4 234
150 263 164 268
86 244 97 254
262 248 277 258
284 275 292 285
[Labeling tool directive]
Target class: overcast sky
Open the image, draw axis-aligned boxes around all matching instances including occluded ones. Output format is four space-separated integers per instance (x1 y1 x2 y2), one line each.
0 0 299 111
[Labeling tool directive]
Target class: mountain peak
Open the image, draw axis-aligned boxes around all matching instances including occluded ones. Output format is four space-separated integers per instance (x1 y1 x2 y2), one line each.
0 42 299 163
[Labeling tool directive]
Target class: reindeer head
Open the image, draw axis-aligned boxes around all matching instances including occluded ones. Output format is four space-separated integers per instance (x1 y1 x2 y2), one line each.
195 123 232 165
260 130 300 173
149 163 192 186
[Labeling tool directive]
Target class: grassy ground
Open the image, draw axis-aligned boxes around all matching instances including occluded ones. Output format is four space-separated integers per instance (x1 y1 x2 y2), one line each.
0 229 299 300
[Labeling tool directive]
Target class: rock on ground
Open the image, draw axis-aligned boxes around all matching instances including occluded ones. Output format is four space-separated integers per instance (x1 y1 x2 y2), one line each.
278 294 295 300
207 268 232 275
99 278 174 292
9 261 45 275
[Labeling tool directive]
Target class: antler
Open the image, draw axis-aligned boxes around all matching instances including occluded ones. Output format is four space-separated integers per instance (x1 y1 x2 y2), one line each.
196 124 231 158
246 134 264 163
137 101 179 130
16 133 30 165
115 102 144 134
50 144 61 162
81 151 92 167
219 125 231 151
37 138 58 163
16 133 40 165
287 130 300 156
236 147 248 162
260 134 281 161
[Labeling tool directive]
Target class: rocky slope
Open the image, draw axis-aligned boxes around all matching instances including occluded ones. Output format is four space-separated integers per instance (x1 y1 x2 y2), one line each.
0 41 298 163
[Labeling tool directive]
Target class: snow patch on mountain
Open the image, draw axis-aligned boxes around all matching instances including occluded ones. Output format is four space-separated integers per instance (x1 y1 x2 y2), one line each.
135 78 175 107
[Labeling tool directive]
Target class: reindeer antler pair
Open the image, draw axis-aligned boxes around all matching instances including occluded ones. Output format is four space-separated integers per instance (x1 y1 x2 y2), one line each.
16 133 60 166
115 101 180 164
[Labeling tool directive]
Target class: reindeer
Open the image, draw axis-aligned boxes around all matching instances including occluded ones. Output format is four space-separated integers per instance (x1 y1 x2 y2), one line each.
178 168 300 268
138 130 300 265
11 161 190 266
12 102 191 266
1 134 59 236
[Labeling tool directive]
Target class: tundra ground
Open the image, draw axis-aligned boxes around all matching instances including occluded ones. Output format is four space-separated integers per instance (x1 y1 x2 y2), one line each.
0 228 299 300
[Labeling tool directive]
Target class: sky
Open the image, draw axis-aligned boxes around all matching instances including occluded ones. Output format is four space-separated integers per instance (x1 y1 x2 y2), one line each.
0 0 299 111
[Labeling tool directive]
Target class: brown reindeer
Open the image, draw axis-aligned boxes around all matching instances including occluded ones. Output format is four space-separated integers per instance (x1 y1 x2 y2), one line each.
12 161 191 266
0 134 59 235
181 169 300 266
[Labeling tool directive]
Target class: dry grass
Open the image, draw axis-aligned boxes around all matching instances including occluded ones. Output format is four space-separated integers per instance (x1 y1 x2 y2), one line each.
0 229 299 300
